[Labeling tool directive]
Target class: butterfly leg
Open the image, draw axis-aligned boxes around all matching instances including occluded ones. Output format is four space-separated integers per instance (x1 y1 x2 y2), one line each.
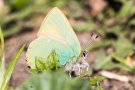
72 62 81 76
65 61 73 78
69 71 72 78
78 65 81 76
80 61 89 72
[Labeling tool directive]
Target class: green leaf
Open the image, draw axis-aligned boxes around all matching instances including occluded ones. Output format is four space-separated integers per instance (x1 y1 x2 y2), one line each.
90 78 97 85
111 53 131 68
90 76 105 86
0 44 26 90
33 50 59 72
94 50 112 70
113 35 134 57
129 19 135 25
0 27 5 87
96 86 103 90
117 1 133 19
45 50 59 70
72 20 96 32
8 0 32 10
35 57 46 70
20 70 92 90
94 50 132 71
94 76 105 82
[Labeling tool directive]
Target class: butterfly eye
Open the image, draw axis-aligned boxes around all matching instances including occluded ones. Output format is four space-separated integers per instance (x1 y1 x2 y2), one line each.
82 51 88 57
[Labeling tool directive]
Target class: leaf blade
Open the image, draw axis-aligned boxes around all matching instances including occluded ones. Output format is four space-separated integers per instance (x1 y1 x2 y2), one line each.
0 44 26 90
0 27 5 87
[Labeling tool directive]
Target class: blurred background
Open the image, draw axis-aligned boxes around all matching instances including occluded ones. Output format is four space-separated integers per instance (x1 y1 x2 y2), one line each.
0 0 135 90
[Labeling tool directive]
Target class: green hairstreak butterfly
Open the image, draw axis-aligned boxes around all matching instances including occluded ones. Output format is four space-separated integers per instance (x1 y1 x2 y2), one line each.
25 7 97 76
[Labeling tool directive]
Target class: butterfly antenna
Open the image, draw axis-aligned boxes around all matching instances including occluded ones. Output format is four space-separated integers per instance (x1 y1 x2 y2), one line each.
85 35 98 49
83 33 94 50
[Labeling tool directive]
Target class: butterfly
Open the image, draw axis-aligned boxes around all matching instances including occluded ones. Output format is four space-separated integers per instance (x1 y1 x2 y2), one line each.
25 7 97 77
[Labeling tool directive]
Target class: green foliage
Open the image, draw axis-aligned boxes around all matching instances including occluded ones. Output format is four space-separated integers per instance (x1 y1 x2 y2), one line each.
1 0 134 89
112 35 134 57
8 0 32 10
0 28 26 90
90 76 105 90
0 0 83 38
83 1 135 73
0 27 5 87
90 76 105 85
43 50 59 70
117 1 133 19
29 50 59 74
92 35 135 72
94 50 132 72
21 70 92 90
0 44 25 90
35 58 46 70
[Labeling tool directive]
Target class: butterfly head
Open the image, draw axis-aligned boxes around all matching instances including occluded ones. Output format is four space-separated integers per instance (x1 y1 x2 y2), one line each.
81 50 88 59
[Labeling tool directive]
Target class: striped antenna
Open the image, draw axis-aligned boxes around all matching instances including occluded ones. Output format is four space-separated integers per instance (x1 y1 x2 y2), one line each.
83 33 98 50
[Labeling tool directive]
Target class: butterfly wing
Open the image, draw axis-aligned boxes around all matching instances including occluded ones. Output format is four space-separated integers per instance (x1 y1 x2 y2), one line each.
37 7 81 56
26 7 81 68
26 38 76 69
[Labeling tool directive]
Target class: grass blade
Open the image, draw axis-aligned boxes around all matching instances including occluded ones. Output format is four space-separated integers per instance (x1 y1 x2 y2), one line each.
0 27 5 87
0 44 26 90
